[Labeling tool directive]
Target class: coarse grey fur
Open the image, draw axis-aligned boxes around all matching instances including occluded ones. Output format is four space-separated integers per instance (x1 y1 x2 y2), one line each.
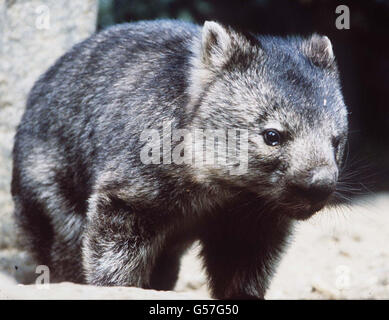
12 20 348 299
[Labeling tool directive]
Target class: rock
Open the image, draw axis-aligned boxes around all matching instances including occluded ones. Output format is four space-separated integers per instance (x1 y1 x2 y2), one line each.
0 0 98 250
0 249 36 284
0 0 98 288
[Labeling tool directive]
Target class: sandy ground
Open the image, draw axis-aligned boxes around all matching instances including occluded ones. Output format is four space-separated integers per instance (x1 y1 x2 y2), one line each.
267 194 389 299
1 193 388 299
176 193 389 299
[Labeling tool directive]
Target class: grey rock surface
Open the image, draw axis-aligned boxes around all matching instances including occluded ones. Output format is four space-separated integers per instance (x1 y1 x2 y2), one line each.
0 0 98 249
0 0 98 280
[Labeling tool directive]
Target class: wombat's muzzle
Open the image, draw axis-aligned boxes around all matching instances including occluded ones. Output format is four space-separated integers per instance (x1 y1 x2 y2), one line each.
287 167 337 210
290 181 335 205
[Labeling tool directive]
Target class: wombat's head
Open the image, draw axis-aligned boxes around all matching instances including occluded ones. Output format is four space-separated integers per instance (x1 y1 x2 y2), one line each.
188 22 348 220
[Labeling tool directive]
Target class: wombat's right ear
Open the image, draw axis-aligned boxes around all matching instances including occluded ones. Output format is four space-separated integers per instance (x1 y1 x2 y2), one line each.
200 21 233 69
301 34 335 69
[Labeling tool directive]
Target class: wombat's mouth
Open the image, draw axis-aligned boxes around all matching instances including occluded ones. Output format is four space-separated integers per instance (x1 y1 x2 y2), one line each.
283 198 330 221
279 182 336 220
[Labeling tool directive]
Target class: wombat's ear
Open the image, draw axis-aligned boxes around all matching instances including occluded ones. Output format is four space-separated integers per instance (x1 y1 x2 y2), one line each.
302 34 335 69
201 21 234 69
188 21 257 102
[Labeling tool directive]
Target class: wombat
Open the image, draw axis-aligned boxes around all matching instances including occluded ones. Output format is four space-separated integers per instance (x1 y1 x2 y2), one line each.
12 20 348 299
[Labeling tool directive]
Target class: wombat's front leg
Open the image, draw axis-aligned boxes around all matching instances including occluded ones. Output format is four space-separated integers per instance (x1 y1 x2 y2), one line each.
200 211 293 299
82 194 164 287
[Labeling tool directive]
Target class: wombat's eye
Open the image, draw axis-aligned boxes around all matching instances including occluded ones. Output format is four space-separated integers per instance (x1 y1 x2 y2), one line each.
263 129 281 146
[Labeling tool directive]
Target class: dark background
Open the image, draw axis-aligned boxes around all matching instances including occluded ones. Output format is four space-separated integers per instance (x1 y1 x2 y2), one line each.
98 0 389 194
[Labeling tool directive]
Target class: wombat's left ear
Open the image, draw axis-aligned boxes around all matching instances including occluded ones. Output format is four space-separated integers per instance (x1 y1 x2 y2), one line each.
302 34 335 69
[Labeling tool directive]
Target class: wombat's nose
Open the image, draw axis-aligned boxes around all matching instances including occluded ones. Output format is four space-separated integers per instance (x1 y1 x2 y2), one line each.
289 165 337 205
